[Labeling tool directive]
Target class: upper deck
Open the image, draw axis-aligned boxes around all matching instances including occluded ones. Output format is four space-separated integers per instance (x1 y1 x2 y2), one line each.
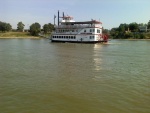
56 16 102 29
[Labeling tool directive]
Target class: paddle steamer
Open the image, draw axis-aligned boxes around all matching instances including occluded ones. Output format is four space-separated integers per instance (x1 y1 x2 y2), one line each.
51 11 108 43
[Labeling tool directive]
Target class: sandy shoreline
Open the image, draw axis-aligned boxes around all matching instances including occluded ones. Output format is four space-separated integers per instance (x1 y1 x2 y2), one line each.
0 36 41 39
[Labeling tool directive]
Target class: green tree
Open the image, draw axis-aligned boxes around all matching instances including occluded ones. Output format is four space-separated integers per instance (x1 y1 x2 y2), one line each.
110 28 120 38
43 23 55 34
118 23 129 32
124 32 133 38
118 24 125 32
17 21 25 32
102 28 109 34
129 22 139 32
0 21 12 32
48 23 55 32
29 22 41 36
5 23 12 31
147 20 150 29
43 24 49 34
139 33 145 39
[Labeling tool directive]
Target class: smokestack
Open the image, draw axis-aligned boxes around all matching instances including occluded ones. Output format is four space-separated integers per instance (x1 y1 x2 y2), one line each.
54 15 56 25
63 12 65 18
58 10 59 26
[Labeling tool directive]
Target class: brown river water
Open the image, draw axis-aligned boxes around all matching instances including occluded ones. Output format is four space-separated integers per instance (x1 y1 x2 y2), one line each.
0 39 149 113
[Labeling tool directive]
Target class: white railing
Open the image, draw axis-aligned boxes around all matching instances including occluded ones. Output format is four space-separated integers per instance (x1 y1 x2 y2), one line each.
56 24 101 29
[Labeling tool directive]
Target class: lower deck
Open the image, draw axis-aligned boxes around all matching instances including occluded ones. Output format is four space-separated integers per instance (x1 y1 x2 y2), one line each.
51 39 107 43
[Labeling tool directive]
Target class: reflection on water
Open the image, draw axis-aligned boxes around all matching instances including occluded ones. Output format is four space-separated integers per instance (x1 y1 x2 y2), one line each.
0 39 150 113
93 44 102 71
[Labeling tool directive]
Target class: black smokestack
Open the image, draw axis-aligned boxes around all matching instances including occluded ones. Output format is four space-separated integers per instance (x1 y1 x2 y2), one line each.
54 15 56 25
63 12 65 18
58 10 59 26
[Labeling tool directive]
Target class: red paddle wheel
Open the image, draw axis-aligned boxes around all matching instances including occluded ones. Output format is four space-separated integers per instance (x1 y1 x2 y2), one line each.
102 34 108 42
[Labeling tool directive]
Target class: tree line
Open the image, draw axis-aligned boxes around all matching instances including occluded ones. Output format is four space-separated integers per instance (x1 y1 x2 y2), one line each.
0 21 54 36
0 21 12 32
30 23 54 36
110 20 150 39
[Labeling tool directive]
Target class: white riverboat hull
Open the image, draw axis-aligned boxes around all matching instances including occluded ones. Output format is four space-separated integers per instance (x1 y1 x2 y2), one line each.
51 39 107 43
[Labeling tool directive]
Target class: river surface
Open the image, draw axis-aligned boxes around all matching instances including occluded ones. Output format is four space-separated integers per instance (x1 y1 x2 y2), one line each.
0 39 149 113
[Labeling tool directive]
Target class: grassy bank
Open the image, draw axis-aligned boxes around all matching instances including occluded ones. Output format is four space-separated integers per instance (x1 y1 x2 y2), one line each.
0 32 40 38
110 32 150 39
145 33 150 39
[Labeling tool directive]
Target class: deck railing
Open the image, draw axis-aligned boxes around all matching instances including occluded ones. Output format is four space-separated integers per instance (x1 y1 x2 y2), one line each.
56 24 101 29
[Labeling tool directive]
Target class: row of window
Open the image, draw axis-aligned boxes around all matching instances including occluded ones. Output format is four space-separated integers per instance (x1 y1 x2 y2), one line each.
89 36 95 39
57 29 78 33
57 29 101 33
89 29 95 32
53 35 95 39
85 29 101 33
53 35 76 39
97 29 100 33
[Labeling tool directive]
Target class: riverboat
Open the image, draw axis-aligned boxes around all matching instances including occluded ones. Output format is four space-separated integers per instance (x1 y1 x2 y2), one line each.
51 11 108 43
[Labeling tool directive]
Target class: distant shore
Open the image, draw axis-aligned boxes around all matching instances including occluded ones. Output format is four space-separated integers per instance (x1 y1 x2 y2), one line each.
0 36 40 39
113 38 150 41
0 32 41 39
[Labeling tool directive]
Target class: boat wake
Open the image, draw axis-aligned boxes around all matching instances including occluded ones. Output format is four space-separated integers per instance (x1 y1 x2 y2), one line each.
103 42 122 45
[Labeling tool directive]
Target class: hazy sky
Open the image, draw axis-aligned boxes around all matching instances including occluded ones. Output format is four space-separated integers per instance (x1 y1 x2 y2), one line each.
0 0 149 29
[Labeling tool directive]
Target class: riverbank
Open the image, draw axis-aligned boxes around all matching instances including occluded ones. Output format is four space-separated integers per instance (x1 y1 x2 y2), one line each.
110 32 150 40
0 32 40 39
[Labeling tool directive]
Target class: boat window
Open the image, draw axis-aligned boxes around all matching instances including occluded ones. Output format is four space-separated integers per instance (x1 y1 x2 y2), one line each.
97 29 100 33
93 29 95 32
90 36 94 39
90 29 92 32
84 30 86 32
